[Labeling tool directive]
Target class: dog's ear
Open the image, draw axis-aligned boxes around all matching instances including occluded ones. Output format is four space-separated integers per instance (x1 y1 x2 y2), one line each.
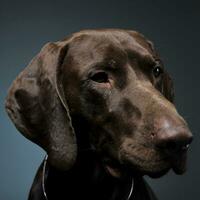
5 39 77 171
162 71 175 103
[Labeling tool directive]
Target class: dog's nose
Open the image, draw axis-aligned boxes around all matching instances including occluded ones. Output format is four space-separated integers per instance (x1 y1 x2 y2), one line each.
154 116 193 155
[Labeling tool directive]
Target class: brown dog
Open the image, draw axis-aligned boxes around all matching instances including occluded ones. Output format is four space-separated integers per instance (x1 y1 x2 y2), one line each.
5 29 193 200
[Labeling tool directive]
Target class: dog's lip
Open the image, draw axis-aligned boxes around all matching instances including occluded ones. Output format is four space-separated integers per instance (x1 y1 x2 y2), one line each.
146 167 171 178
103 150 188 178
104 165 122 178
103 158 169 179
171 151 188 174
102 159 128 178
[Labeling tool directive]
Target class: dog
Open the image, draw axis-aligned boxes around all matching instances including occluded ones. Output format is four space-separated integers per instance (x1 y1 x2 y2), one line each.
5 29 193 200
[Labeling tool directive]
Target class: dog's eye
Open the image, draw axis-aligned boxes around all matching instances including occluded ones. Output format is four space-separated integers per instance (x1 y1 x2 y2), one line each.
90 72 109 83
152 65 163 78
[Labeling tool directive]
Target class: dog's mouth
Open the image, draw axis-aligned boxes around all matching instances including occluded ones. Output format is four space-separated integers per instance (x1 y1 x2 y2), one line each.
103 161 170 179
171 150 188 174
105 165 123 178
144 153 188 178
146 151 188 178
102 148 188 179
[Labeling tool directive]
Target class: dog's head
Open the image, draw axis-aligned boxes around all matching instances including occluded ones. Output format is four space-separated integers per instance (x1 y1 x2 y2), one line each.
5 29 193 178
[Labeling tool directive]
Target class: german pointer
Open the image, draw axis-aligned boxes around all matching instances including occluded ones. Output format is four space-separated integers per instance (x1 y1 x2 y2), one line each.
5 29 193 200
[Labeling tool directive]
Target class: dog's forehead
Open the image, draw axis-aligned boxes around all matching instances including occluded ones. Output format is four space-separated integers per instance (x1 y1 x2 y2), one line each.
63 30 157 77
68 30 154 61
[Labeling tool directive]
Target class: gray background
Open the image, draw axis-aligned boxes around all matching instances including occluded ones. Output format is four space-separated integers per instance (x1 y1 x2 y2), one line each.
1 0 200 199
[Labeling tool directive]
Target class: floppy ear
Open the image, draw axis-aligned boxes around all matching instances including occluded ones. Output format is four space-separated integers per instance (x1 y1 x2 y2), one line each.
162 71 175 103
5 40 77 171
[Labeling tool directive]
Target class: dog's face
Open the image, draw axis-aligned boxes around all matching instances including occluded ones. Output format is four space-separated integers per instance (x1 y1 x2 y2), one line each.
6 29 193 178
60 30 192 178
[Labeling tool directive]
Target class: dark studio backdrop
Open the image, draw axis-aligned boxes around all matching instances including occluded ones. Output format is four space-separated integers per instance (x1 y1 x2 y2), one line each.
1 0 200 199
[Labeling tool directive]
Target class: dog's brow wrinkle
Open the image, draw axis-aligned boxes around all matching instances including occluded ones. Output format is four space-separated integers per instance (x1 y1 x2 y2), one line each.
127 49 155 66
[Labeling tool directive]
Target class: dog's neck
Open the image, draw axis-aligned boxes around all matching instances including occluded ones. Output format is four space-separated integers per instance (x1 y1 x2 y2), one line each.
43 151 154 200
